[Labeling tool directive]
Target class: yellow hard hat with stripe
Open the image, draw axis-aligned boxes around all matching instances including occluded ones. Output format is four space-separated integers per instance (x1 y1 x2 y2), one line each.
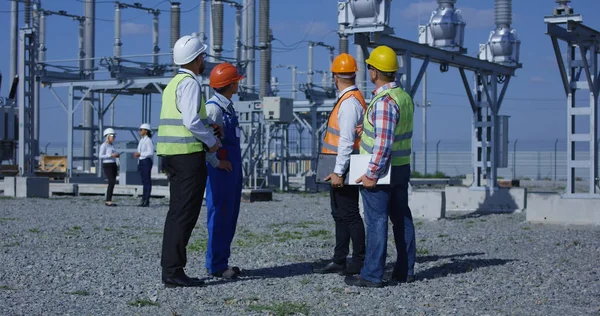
365 45 399 73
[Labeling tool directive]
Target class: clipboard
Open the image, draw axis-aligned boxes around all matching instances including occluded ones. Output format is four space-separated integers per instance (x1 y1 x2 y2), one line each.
348 154 391 185
315 153 350 185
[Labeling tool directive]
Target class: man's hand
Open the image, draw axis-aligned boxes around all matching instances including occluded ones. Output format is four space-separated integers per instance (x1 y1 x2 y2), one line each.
133 152 141 158
324 173 344 188
208 139 221 153
217 160 232 171
211 124 224 138
355 173 377 189
111 153 120 158
355 124 364 138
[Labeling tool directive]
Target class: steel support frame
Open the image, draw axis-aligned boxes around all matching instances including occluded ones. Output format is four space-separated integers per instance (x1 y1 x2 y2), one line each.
354 33 519 190
17 28 39 176
546 18 600 197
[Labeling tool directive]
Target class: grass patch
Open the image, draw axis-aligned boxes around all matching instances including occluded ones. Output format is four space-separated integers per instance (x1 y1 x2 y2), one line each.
573 240 580 246
3 242 20 247
248 302 309 316
121 226 131 229
414 221 424 226
128 299 160 307
0 285 14 290
411 171 449 178
72 226 82 230
0 218 18 223
67 290 90 296
300 278 311 285
274 231 304 242
104 228 114 232
419 238 427 243
28 228 40 233
437 234 448 238
307 229 329 238
522 226 531 230
187 237 208 252
417 247 429 255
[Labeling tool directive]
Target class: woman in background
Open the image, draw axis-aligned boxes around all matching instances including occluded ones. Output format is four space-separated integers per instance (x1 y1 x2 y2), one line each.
99 128 119 207
134 123 154 207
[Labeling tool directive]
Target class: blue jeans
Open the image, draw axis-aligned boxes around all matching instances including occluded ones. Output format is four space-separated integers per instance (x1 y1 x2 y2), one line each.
359 164 416 283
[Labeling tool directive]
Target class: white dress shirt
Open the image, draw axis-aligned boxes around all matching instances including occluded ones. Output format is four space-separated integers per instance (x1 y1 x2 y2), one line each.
99 142 117 164
137 135 154 160
176 68 218 148
334 85 365 175
204 92 235 168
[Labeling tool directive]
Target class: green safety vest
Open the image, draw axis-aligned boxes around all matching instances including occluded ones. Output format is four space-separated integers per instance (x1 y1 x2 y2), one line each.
359 86 414 166
156 73 209 156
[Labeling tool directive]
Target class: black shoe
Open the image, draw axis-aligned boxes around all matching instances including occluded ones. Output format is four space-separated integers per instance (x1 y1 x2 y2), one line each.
343 262 364 275
344 275 383 288
210 267 239 279
105 202 117 207
313 262 345 274
391 270 416 283
162 274 205 288
138 199 149 207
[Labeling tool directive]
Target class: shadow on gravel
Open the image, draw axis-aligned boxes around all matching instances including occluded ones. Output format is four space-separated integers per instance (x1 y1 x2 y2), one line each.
203 260 327 286
415 258 516 281
414 252 485 264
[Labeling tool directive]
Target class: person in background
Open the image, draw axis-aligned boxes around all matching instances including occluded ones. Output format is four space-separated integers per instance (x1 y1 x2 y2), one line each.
134 123 154 207
204 62 244 279
346 45 416 288
99 128 119 207
313 53 367 276
156 34 220 288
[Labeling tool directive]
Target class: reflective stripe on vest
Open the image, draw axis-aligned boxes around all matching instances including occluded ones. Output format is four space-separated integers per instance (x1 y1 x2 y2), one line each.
321 89 367 154
156 73 208 156
359 86 414 166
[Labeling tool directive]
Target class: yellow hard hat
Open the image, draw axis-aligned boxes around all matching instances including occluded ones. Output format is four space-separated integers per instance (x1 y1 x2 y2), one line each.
365 45 399 73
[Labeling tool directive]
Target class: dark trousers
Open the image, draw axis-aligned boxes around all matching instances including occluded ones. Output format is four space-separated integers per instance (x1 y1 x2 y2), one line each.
330 185 366 265
138 158 153 200
160 151 207 279
102 163 117 202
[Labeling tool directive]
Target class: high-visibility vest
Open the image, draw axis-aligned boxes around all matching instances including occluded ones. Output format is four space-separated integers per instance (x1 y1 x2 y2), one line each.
321 88 367 154
156 72 209 156
360 86 413 166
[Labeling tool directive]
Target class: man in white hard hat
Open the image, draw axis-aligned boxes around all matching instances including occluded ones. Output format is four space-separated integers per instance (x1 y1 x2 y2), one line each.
156 34 220 288
133 123 154 207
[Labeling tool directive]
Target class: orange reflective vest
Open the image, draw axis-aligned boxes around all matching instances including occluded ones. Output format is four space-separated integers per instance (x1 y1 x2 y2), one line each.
321 88 367 154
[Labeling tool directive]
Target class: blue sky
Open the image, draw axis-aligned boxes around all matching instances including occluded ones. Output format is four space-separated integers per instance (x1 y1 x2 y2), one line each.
1 0 599 151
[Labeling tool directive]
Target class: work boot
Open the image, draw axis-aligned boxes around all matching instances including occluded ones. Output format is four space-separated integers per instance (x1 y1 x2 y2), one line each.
138 199 149 207
211 267 241 279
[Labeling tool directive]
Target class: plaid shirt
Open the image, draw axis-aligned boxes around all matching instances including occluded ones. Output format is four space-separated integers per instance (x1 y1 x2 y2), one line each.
366 82 400 180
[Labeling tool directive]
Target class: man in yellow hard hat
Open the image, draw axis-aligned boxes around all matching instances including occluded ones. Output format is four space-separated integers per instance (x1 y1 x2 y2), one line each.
346 45 416 288
313 53 367 276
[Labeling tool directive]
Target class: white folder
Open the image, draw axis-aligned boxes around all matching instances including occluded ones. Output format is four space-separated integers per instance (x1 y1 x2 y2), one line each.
348 154 391 185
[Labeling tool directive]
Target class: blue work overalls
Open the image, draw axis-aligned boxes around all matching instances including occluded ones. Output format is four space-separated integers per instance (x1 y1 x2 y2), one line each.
205 96 243 274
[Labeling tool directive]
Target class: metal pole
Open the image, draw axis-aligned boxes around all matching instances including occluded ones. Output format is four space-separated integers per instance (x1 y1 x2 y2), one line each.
10 0 19 84
423 71 427 175
114 3 122 58
235 5 242 65
246 0 256 94
259 0 270 97
355 44 366 96
98 92 104 177
329 47 335 88
308 43 314 86
436 140 440 173
83 0 95 172
67 85 74 177
211 0 224 61
512 139 518 179
18 29 26 175
554 138 558 182
33 4 41 158
292 66 297 100
152 11 159 66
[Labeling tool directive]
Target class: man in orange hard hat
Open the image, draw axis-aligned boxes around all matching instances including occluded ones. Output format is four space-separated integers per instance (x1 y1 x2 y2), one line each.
313 53 367 276
204 62 245 279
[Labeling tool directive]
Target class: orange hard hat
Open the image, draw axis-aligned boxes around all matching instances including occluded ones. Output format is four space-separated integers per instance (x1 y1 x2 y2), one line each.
330 53 358 73
209 63 245 88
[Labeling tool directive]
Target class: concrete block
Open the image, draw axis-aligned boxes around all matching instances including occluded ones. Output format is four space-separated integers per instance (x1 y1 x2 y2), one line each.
4 177 16 197
358 189 446 220
15 177 50 198
241 189 273 202
49 183 78 196
410 190 446 220
527 193 600 226
445 186 526 213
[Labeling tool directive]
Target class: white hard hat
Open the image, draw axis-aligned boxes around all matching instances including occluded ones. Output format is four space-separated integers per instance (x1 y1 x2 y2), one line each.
103 128 115 137
173 35 208 65
139 123 152 132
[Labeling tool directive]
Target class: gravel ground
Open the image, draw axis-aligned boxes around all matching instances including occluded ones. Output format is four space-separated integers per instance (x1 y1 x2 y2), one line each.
0 193 599 316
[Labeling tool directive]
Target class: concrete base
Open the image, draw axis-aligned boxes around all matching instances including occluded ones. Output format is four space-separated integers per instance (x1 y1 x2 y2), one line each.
445 186 527 213
527 193 600 225
358 189 446 221
48 183 170 198
241 189 273 202
16 177 50 198
3 177 16 197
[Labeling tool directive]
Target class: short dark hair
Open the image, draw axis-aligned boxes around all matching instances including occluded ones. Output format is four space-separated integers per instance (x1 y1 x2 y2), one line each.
215 84 231 94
